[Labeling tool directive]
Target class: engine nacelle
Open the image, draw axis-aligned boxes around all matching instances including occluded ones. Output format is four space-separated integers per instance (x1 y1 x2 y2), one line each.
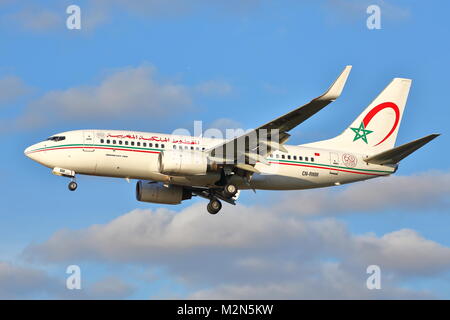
136 181 192 204
158 150 208 176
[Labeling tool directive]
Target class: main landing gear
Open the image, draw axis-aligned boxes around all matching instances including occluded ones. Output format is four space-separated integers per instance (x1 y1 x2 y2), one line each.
196 170 240 214
223 183 238 198
205 183 238 215
207 199 222 215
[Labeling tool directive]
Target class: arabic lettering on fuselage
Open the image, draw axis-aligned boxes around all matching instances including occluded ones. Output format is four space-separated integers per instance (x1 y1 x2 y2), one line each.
107 134 198 144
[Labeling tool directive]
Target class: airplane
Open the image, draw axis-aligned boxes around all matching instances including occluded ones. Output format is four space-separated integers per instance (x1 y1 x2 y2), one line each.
24 66 439 214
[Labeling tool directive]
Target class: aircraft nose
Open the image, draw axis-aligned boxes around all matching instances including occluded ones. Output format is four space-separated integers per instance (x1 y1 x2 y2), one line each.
24 146 32 157
24 144 38 160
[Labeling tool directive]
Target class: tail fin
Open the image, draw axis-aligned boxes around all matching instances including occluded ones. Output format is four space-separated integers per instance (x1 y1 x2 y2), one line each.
307 78 412 155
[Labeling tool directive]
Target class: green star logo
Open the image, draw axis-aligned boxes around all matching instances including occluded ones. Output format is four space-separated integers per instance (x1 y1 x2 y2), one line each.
350 122 373 144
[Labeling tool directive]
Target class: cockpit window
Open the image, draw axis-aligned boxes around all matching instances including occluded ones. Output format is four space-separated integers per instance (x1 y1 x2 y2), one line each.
47 136 66 142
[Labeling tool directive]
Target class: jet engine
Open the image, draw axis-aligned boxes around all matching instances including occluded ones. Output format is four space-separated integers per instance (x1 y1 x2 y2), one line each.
158 150 209 176
136 181 192 204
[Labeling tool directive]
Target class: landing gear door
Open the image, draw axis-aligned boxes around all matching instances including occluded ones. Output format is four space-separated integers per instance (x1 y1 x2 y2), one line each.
329 152 339 175
83 131 95 152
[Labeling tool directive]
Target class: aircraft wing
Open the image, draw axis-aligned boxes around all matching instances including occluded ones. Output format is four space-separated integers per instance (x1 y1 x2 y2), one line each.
208 65 352 171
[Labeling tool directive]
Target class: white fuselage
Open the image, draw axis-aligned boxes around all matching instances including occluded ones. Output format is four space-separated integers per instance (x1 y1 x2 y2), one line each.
24 129 396 190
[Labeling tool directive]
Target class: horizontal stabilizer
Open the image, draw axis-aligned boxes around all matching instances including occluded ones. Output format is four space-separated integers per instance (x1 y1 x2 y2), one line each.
365 134 440 165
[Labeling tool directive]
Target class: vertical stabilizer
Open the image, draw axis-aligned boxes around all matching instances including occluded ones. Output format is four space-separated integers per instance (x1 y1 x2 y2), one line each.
306 78 412 155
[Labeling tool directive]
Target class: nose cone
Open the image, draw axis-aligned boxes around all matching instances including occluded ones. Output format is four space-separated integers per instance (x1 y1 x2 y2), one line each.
24 145 32 158
24 144 39 161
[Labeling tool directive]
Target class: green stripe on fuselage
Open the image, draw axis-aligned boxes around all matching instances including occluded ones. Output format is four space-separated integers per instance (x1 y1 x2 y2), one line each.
267 158 393 174
30 143 163 153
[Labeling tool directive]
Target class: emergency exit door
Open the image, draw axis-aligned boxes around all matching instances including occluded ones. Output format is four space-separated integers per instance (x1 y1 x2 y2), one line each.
329 152 339 175
83 131 95 152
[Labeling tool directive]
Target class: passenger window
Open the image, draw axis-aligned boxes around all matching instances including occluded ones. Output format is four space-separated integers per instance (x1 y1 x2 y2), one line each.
125 141 128 145
149 143 152 147
137 142 140 147
143 143 147 147
173 145 177 149
155 143 159 148
131 142 135 146
281 155 285 159
276 154 279 159
311 157 314 162
287 155 291 160
185 146 189 150
161 144 165 148
293 155 297 160
100 139 104 143
202 147 205 151
106 140 110 144
196 147 199 151
119 140 123 145
299 156 303 161
191 146 194 150
305 157 309 161
113 140 116 144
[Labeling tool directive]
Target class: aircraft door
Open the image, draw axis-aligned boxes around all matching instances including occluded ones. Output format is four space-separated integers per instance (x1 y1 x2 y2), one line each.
329 152 339 175
83 131 95 152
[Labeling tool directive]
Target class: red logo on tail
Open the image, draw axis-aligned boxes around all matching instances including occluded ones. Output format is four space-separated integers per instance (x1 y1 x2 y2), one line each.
362 102 400 146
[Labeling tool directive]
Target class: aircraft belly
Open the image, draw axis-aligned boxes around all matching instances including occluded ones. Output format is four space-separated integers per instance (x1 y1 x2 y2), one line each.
248 174 318 190
168 173 221 187
250 163 323 190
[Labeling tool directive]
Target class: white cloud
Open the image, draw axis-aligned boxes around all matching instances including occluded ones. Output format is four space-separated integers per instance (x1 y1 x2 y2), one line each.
18 64 192 128
1 1 410 34
0 75 31 105
0 261 138 299
88 276 135 299
0 261 58 299
1 0 266 32
13 64 234 129
188 263 433 300
6 6 63 32
22 172 450 298
351 229 450 277
278 171 450 216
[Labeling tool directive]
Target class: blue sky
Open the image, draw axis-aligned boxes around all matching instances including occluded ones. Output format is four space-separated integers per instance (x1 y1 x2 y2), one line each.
1 0 450 299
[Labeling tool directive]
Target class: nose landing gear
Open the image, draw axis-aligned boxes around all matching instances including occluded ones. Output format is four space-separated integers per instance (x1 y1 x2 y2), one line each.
68 180 78 191
52 167 78 192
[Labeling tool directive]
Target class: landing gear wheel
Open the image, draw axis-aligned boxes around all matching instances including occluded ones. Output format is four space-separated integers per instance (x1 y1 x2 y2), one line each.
68 181 78 191
207 199 222 215
223 183 238 198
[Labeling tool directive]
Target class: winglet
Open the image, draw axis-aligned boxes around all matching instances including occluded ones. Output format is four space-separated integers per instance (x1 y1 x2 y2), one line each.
318 65 352 101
